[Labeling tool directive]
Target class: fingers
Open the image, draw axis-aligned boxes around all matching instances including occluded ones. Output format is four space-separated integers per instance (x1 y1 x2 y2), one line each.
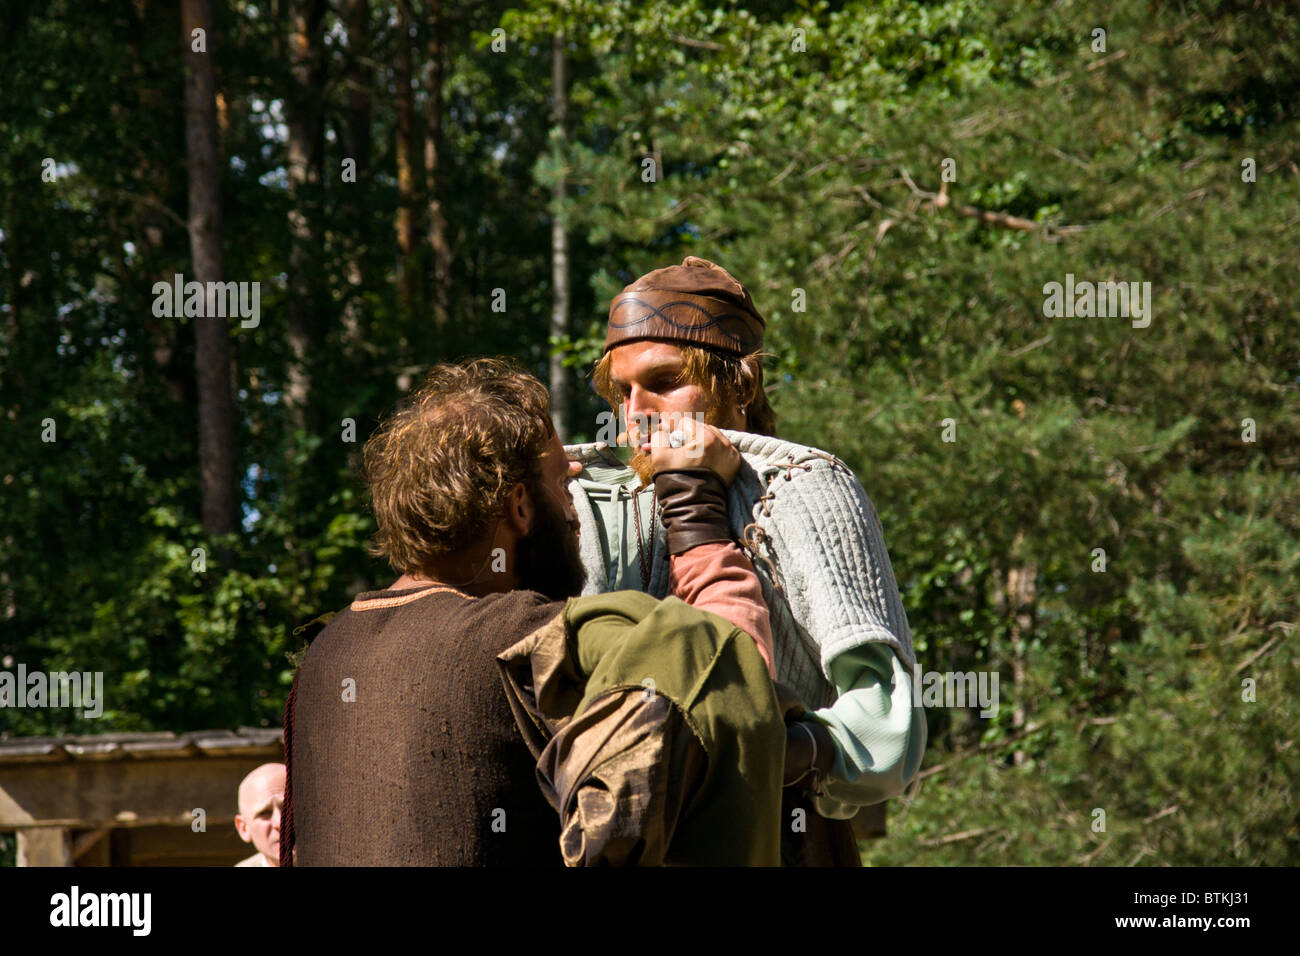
638 414 740 485
646 413 704 458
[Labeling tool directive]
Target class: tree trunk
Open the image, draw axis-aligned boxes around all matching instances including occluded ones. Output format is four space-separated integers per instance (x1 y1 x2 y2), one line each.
132 0 192 407
394 2 419 326
1004 535 1037 767
182 0 238 536
548 32 571 440
343 0 372 175
423 0 450 346
341 0 371 347
285 0 326 426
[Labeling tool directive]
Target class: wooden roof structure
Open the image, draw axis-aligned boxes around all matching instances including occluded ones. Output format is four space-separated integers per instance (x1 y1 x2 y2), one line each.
0 728 283 866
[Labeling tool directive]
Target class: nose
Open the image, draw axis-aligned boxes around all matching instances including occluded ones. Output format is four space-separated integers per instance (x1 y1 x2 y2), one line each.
625 387 661 421
271 805 281 830
624 392 663 446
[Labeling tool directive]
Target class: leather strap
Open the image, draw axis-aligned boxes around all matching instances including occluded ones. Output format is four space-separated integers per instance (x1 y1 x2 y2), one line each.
653 468 733 555
783 718 837 791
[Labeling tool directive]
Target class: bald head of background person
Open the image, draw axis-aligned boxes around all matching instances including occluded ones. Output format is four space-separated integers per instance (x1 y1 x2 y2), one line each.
234 762 285 867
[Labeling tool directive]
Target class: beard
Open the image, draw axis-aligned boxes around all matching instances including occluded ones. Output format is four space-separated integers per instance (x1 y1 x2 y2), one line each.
629 448 656 486
514 486 587 601
627 402 733 486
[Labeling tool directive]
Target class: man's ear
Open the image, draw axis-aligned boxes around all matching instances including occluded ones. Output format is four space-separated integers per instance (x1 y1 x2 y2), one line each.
235 814 251 843
503 482 533 537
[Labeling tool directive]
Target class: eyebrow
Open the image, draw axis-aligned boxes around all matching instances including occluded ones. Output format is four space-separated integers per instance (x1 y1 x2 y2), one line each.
247 795 280 817
609 359 684 388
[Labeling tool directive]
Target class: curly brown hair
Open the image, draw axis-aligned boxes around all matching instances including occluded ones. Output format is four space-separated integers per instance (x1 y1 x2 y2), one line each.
362 358 553 575
592 344 777 436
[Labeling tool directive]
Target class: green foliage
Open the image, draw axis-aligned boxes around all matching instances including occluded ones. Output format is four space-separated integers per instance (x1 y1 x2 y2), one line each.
507 0 1299 864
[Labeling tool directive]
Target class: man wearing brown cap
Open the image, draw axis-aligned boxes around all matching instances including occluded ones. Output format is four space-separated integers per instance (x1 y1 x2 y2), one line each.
567 256 927 866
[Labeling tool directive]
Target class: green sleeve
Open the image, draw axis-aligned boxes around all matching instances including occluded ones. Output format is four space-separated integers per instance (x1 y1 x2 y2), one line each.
806 643 927 819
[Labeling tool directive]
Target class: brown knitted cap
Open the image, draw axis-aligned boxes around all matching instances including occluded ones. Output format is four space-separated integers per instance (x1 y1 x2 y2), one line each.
605 256 766 356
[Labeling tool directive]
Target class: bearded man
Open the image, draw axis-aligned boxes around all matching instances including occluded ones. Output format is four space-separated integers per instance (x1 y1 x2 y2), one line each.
282 358 798 866
567 256 927 866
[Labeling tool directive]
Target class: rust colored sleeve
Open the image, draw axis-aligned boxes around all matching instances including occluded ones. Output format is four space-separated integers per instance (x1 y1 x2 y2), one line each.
669 541 775 678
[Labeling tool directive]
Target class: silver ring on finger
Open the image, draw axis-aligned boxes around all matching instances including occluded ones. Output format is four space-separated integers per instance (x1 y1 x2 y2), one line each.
668 430 686 448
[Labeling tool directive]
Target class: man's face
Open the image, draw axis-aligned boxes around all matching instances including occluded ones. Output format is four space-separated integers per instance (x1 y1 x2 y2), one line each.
607 340 713 425
607 341 741 483
514 431 587 600
235 764 285 864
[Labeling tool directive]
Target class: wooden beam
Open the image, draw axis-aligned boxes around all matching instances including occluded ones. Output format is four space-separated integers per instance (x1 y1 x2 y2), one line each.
17 827 70 866
73 827 112 866
114 823 255 867
0 754 278 829
72 826 110 860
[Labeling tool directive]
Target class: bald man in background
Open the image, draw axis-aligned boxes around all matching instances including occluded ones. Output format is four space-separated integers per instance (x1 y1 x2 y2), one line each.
234 763 284 867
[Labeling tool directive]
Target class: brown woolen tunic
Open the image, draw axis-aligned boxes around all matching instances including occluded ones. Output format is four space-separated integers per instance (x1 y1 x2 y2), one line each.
290 584 564 866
